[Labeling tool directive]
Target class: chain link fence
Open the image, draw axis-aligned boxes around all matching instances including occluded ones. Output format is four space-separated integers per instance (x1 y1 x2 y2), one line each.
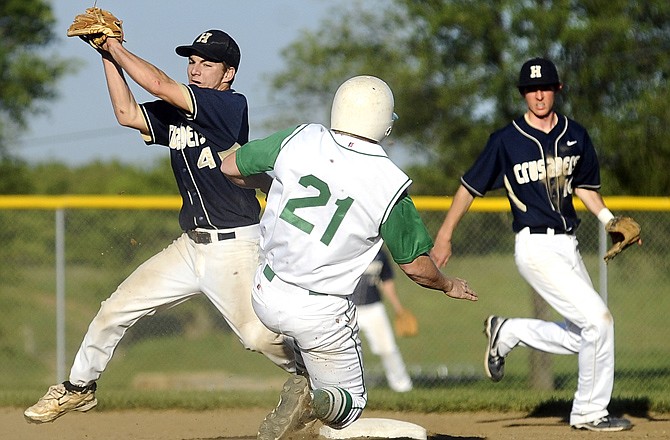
1 196 668 398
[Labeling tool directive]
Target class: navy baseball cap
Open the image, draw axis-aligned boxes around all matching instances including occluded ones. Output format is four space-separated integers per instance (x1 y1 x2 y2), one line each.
517 57 561 91
176 30 241 69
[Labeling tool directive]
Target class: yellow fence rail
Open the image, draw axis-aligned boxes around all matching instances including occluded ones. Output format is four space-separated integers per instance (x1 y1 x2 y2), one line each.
0 195 668 211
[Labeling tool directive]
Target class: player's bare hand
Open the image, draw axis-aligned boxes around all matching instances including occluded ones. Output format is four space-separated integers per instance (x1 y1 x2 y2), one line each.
445 277 478 301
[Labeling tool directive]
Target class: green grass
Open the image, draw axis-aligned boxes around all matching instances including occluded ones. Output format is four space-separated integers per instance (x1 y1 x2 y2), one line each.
5 385 668 415
3 252 669 415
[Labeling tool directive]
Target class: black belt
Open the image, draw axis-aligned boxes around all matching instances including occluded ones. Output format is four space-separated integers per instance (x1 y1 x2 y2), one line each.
528 227 572 235
186 229 236 244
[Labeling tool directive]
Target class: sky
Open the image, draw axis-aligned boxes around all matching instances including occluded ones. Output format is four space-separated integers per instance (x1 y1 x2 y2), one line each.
16 0 383 167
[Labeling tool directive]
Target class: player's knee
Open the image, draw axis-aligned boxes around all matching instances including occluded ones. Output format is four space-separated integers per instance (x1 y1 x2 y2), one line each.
594 310 614 330
92 297 123 325
238 324 283 352
582 311 614 341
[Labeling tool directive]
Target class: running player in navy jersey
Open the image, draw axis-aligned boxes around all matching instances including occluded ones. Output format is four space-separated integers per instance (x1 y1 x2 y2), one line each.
25 29 294 424
431 58 633 432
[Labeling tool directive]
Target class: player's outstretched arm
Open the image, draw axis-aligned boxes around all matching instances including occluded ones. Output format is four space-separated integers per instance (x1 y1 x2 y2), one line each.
103 38 190 114
100 51 147 132
399 254 477 301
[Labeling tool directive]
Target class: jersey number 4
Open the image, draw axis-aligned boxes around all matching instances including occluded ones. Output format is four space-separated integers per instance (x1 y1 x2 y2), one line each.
279 174 353 245
197 147 216 169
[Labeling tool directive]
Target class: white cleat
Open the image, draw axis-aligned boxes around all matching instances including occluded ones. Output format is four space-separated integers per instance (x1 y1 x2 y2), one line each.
24 382 97 424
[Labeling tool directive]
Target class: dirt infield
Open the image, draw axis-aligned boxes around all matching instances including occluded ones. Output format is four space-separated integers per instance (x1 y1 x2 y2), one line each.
5 407 669 440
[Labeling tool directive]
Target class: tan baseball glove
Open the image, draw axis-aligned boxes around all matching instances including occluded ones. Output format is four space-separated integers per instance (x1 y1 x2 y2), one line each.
66 7 124 50
394 309 418 337
604 215 641 262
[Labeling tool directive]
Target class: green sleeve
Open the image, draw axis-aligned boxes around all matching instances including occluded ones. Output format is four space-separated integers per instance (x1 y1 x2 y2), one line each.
236 126 299 176
380 194 434 264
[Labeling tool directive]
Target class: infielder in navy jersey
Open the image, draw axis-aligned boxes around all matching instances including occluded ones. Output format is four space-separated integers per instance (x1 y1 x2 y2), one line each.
431 58 634 432
25 29 294 424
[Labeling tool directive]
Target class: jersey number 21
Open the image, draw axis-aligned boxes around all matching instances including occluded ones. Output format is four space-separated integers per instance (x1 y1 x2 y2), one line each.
279 174 353 246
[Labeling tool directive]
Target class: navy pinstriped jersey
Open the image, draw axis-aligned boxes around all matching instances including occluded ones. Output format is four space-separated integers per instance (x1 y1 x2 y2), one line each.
462 113 601 233
140 84 260 230
349 249 394 306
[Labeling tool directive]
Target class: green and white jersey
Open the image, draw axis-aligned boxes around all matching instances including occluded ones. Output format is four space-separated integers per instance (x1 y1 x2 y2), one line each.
236 123 421 295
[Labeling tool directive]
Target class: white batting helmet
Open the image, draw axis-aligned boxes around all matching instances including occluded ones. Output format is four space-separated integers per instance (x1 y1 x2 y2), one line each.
330 75 397 143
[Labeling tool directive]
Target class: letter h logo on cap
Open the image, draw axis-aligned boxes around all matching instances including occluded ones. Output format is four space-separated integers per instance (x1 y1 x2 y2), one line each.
195 32 213 44
530 65 542 79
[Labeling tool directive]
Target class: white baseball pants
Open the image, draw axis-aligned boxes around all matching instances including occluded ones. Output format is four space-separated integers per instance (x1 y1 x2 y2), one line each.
495 228 614 425
251 265 367 429
69 227 294 386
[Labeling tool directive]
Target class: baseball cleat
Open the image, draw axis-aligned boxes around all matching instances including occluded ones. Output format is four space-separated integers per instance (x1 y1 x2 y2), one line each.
484 315 507 382
24 381 97 424
257 375 314 440
572 416 633 432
